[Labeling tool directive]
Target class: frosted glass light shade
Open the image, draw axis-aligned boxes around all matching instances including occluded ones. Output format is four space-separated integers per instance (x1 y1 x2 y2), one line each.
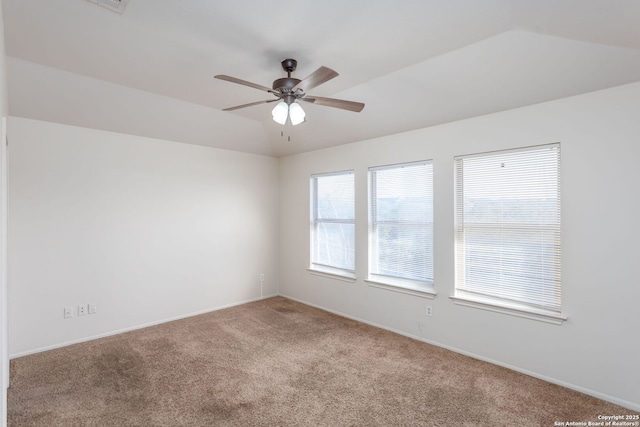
272 102 288 125
289 102 306 126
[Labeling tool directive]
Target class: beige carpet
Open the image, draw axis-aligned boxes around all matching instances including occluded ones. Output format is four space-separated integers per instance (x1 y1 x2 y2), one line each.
8 297 634 426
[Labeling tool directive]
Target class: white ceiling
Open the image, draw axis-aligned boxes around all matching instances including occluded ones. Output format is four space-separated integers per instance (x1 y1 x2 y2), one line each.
4 0 640 157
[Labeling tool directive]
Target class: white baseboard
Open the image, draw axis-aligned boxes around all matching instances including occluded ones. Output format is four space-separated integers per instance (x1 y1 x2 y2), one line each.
10 293 279 359
280 293 640 413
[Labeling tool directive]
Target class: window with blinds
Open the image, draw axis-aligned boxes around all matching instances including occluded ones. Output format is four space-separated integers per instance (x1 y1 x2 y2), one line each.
310 171 355 277
454 144 562 316
369 161 434 292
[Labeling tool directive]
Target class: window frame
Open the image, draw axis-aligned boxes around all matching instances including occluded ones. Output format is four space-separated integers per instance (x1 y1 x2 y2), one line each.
366 160 436 298
309 170 356 281
451 143 566 324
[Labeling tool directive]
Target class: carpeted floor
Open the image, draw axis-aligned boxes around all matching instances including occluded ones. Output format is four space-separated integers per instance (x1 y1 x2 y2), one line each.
8 297 635 426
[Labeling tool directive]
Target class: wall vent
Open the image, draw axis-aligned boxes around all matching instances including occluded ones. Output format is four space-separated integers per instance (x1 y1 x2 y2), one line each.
86 0 129 14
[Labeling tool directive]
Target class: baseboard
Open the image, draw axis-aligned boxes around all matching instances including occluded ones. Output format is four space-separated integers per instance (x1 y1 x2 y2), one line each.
10 293 279 359
280 293 640 412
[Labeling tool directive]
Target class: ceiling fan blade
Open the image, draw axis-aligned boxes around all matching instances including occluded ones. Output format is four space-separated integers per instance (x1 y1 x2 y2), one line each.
222 99 278 111
215 75 275 93
301 96 365 112
292 66 339 93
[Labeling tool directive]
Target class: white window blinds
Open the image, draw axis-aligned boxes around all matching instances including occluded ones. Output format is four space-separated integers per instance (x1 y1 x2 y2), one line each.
455 144 561 312
311 171 355 274
370 161 433 286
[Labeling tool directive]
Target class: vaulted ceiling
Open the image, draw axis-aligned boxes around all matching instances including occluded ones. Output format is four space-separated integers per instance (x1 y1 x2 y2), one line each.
4 0 640 157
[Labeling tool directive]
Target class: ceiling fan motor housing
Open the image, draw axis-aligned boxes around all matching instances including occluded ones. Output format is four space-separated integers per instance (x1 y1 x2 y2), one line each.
273 58 302 103
272 77 301 92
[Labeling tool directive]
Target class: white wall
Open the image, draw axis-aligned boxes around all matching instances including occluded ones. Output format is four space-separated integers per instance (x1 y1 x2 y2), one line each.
0 4 9 426
0 2 8 425
279 81 640 410
8 117 279 357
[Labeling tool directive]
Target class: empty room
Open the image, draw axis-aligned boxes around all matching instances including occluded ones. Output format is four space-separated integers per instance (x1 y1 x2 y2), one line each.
0 0 639 426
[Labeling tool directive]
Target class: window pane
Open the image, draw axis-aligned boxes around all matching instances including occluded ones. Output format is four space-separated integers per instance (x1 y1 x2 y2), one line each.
374 166 432 223
375 223 433 282
316 173 354 220
463 226 560 308
370 161 433 284
314 223 355 271
455 144 561 312
311 171 355 274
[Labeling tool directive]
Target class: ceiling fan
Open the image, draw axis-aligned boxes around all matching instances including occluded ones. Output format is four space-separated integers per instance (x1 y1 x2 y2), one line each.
215 59 365 126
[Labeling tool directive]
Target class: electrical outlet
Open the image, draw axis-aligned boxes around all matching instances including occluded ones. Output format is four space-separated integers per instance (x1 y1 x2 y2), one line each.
78 304 87 316
64 307 73 319
426 306 433 317
88 304 97 315
260 273 265 282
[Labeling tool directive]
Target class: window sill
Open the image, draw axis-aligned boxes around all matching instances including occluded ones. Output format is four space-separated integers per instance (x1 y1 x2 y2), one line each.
307 267 356 283
365 278 436 299
450 294 567 325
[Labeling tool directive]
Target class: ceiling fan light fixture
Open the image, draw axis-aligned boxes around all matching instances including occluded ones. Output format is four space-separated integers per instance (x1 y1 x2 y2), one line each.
272 101 288 125
289 102 306 126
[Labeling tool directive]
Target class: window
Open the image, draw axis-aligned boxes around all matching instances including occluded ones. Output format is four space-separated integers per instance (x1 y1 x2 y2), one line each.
310 171 355 279
453 144 564 323
368 161 434 296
